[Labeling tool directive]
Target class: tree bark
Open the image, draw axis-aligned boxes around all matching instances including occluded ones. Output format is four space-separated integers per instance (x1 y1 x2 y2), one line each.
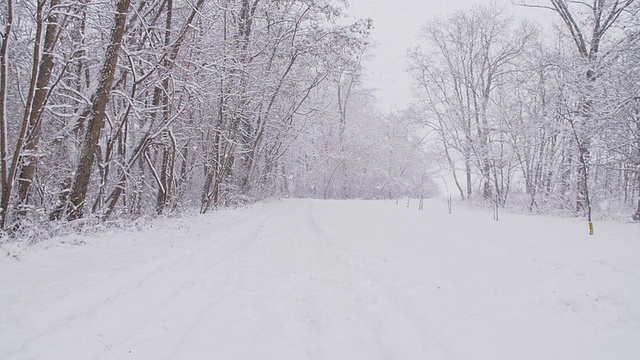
1 0 48 229
67 0 131 220
442 139 465 200
102 0 205 219
17 0 62 217
0 0 14 228
154 0 173 215
465 156 472 199
633 165 640 221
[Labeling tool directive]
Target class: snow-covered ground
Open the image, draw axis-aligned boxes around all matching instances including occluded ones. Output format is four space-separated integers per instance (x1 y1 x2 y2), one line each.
1 199 639 359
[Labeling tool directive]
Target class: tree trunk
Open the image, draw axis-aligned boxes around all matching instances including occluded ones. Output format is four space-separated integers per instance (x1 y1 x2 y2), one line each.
153 0 173 215
576 140 591 215
155 142 172 215
2 0 48 229
482 161 492 200
17 0 62 217
633 165 640 221
465 156 472 199
67 0 131 220
443 139 465 200
0 0 14 228
102 134 151 220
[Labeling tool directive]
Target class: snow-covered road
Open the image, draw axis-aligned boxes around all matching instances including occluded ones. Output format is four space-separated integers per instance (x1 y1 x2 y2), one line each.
1 199 639 359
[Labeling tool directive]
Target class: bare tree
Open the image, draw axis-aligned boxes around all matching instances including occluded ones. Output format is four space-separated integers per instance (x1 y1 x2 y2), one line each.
517 0 637 229
410 4 535 203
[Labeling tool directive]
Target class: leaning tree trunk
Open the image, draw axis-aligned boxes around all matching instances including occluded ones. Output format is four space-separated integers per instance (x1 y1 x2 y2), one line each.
102 0 205 219
66 0 131 220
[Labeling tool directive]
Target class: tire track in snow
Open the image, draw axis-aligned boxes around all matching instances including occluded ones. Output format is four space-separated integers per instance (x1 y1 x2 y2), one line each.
1 204 281 360
145 199 363 359
154 211 287 360
162 200 328 358
304 200 451 359
91 206 283 360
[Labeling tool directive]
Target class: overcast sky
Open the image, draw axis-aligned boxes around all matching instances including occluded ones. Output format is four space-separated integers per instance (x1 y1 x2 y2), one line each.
344 0 552 112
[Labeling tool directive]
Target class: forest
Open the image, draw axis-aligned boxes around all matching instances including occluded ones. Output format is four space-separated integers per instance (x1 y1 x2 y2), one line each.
409 0 640 229
0 0 639 240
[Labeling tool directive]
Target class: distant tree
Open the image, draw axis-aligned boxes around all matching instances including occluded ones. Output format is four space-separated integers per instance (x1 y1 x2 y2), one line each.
409 4 536 203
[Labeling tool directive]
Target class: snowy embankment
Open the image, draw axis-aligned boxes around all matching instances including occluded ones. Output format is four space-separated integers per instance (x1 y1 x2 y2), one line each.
1 199 639 359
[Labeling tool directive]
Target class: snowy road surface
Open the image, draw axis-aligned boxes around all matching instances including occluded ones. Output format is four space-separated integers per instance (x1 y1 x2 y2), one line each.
1 199 639 359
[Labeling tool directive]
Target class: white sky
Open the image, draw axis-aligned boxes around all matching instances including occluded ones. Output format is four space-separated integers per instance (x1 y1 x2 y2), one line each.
344 0 552 112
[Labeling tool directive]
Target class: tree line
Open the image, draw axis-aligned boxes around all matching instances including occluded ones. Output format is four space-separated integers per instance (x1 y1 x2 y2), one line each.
409 0 640 223
0 0 435 239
